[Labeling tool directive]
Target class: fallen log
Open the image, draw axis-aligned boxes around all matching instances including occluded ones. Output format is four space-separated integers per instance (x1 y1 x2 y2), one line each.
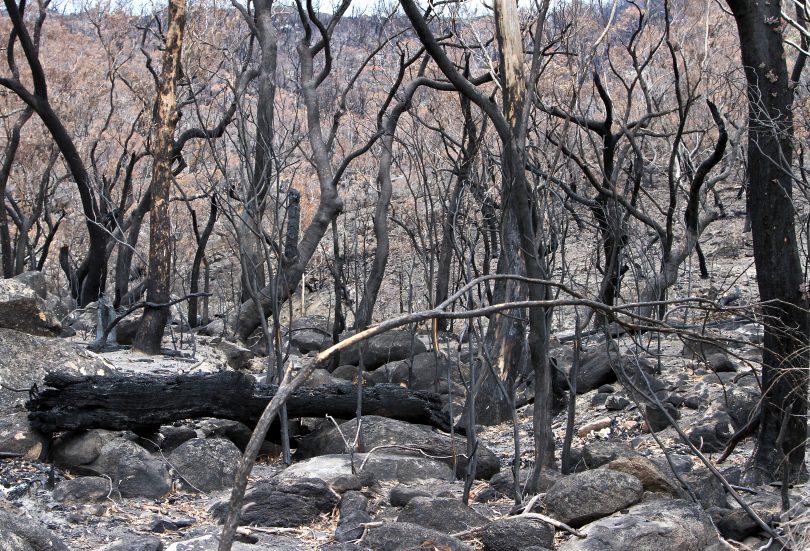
26 371 453 434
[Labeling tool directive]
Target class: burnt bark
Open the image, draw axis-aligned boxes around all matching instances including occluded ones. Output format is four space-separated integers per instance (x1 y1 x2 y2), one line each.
727 0 810 483
26 371 453 434
188 196 218 328
133 0 187 354
1 0 107 304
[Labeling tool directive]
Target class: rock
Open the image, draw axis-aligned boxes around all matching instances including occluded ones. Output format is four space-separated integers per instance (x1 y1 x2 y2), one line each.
288 316 332 354
149 515 195 533
558 499 720 551
338 330 428 370
102 536 163 551
331 473 371 493
590 392 610 407
0 279 60 337
545 469 644 527
713 507 760 541
141 425 197 453
577 417 612 437
282 453 453 485
597 384 615 393
581 441 639 469
12 271 48 299
705 353 736 372
389 485 431 506
68 301 98 332
372 352 460 392
651 454 694 476
335 491 371 542
480 517 554 551
574 341 622 393
211 477 339 527
603 456 682 496
682 469 727 510
320 545 372 551
645 402 679 432
0 328 113 410
0 507 69 551
295 415 499 480
53 476 121 504
164 534 260 551
51 429 110 468
302 368 339 387
605 394 630 410
397 496 488 533
362 522 473 551
169 437 242 492
390 481 460 507
489 469 562 499
217 340 254 370
720 385 760 430
681 335 727 361
114 317 141 346
687 409 734 453
196 418 279 456
83 437 172 499
0 411 46 459
331 365 361 381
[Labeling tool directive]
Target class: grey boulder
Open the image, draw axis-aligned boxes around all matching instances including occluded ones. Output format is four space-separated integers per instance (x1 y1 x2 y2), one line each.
558 499 721 551
396 496 489 533
338 330 427 369
0 508 69 551
0 279 61 337
362 522 473 551
212 477 339 527
545 469 644 527
481 517 554 551
169 437 241 492
83 437 172 499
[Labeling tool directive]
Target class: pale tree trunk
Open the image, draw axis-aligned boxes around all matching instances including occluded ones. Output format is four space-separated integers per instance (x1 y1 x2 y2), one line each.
237 0 277 303
134 0 187 354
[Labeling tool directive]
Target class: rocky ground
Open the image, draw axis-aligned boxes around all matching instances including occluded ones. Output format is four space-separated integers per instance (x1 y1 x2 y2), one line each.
1 270 810 551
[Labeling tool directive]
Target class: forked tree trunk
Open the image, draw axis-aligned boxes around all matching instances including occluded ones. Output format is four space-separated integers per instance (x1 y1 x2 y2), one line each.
133 0 187 354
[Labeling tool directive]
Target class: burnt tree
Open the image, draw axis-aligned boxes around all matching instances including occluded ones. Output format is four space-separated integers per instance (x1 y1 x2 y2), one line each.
133 0 187 354
726 0 810 483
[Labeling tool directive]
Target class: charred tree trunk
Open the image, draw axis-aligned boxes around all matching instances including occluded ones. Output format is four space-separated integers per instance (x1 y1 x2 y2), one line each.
727 0 810 484
133 0 187 354
188 196 217 328
27 371 453 434
1 0 107 305
0 107 32 278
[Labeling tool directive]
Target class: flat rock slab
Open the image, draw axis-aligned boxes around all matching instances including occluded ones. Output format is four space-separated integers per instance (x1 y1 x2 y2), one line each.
295 415 499 480
53 476 121 504
0 328 112 410
281 453 454 484
0 507 69 551
397 496 489 533
362 521 473 551
558 499 721 551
